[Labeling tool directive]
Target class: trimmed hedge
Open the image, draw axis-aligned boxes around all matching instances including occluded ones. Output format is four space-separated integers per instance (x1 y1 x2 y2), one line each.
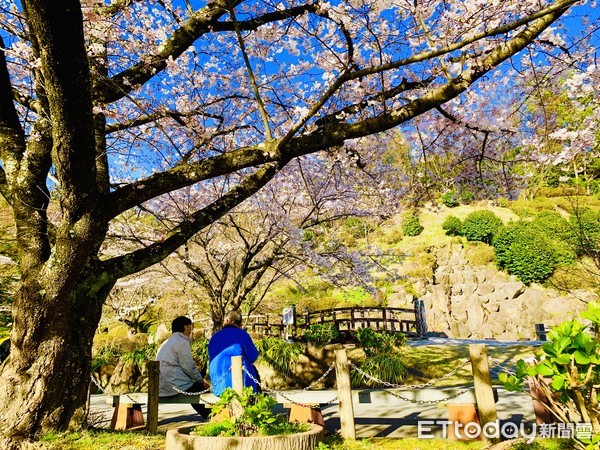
461 210 503 244
402 213 424 236
492 222 557 284
442 215 462 236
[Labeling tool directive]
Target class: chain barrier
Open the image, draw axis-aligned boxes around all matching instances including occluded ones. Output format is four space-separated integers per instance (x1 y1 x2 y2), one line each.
385 387 471 404
302 363 336 391
90 374 112 395
162 368 231 406
242 365 339 409
488 358 516 377
349 359 470 390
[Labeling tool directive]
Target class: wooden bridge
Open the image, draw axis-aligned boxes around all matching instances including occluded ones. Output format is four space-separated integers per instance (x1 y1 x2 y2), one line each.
245 300 427 339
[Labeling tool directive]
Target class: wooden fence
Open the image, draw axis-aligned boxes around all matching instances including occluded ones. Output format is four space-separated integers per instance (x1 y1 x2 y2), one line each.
245 300 427 339
109 344 498 444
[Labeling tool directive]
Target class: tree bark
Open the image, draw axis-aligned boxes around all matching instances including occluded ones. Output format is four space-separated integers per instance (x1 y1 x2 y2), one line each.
0 270 113 448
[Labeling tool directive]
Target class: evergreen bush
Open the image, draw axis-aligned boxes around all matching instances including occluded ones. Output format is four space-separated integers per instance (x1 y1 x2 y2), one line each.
401 213 423 236
303 323 339 347
569 207 600 257
355 328 405 357
442 215 462 236
492 222 557 284
461 210 503 244
502 236 556 284
441 191 459 207
459 190 474 204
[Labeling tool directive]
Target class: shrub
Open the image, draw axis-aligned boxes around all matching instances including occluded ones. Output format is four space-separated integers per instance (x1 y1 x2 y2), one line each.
441 191 459 208
343 217 374 240
465 242 496 266
442 215 462 236
500 302 600 449
530 210 573 240
461 210 503 244
350 353 409 388
492 222 556 284
196 387 309 437
569 207 600 257
91 344 123 371
303 323 338 347
492 222 528 269
191 338 209 370
459 190 474 204
256 337 304 380
503 237 556 284
401 213 424 237
121 343 157 369
355 328 405 357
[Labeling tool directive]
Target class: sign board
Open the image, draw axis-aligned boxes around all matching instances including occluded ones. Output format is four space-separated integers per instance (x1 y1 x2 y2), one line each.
282 307 295 325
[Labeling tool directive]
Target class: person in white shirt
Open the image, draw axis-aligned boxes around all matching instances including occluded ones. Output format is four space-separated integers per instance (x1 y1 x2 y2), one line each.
156 316 209 417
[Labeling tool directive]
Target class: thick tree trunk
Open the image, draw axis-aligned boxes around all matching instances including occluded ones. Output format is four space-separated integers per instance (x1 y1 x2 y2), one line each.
0 271 113 449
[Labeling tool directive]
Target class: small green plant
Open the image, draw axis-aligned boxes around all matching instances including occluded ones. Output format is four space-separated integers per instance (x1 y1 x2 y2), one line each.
442 215 462 236
121 343 157 369
441 191 459 208
569 207 600 257
194 387 309 437
459 190 474 204
355 328 405 357
91 344 123 371
303 323 339 347
191 338 209 369
499 302 600 450
401 212 424 237
351 353 409 388
257 337 304 380
461 210 503 244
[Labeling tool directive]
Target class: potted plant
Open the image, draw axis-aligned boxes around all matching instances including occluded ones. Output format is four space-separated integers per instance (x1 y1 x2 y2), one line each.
165 387 324 450
499 302 600 450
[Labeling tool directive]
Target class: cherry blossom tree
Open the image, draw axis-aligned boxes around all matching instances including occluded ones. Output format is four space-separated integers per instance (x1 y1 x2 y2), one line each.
0 0 585 445
156 150 393 330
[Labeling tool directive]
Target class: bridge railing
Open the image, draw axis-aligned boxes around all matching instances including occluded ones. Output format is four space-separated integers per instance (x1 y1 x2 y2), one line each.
245 301 427 339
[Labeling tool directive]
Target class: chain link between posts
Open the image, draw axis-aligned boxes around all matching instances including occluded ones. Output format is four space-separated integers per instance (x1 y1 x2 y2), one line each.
349 359 474 404
243 364 338 409
349 359 471 390
90 374 112 395
385 387 471 404
95 353 500 408
488 358 516 377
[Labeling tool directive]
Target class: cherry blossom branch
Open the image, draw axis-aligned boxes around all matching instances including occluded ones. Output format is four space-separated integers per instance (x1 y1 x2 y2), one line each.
343 0 578 83
95 0 241 103
103 161 284 279
230 6 273 140
105 0 571 223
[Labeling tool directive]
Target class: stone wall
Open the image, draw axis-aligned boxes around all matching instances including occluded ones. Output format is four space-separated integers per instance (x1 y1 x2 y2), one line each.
389 244 596 340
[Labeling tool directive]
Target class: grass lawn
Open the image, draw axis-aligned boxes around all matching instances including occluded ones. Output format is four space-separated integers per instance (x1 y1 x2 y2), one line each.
344 343 542 387
400 344 541 386
39 430 576 449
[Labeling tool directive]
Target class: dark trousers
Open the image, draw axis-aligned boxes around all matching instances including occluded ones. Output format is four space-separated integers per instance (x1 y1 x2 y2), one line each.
187 381 210 417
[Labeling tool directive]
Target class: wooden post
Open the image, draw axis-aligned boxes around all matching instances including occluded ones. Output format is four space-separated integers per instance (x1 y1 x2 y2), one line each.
147 360 160 434
231 355 244 394
469 344 498 443
335 348 355 439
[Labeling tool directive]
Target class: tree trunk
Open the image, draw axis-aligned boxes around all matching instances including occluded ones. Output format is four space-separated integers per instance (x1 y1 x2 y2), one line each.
0 271 113 449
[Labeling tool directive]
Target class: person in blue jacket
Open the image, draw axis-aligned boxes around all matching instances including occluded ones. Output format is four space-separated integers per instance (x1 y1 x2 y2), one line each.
208 310 260 396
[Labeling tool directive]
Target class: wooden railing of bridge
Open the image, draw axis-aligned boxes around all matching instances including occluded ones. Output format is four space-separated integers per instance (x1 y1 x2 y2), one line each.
245 300 427 339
